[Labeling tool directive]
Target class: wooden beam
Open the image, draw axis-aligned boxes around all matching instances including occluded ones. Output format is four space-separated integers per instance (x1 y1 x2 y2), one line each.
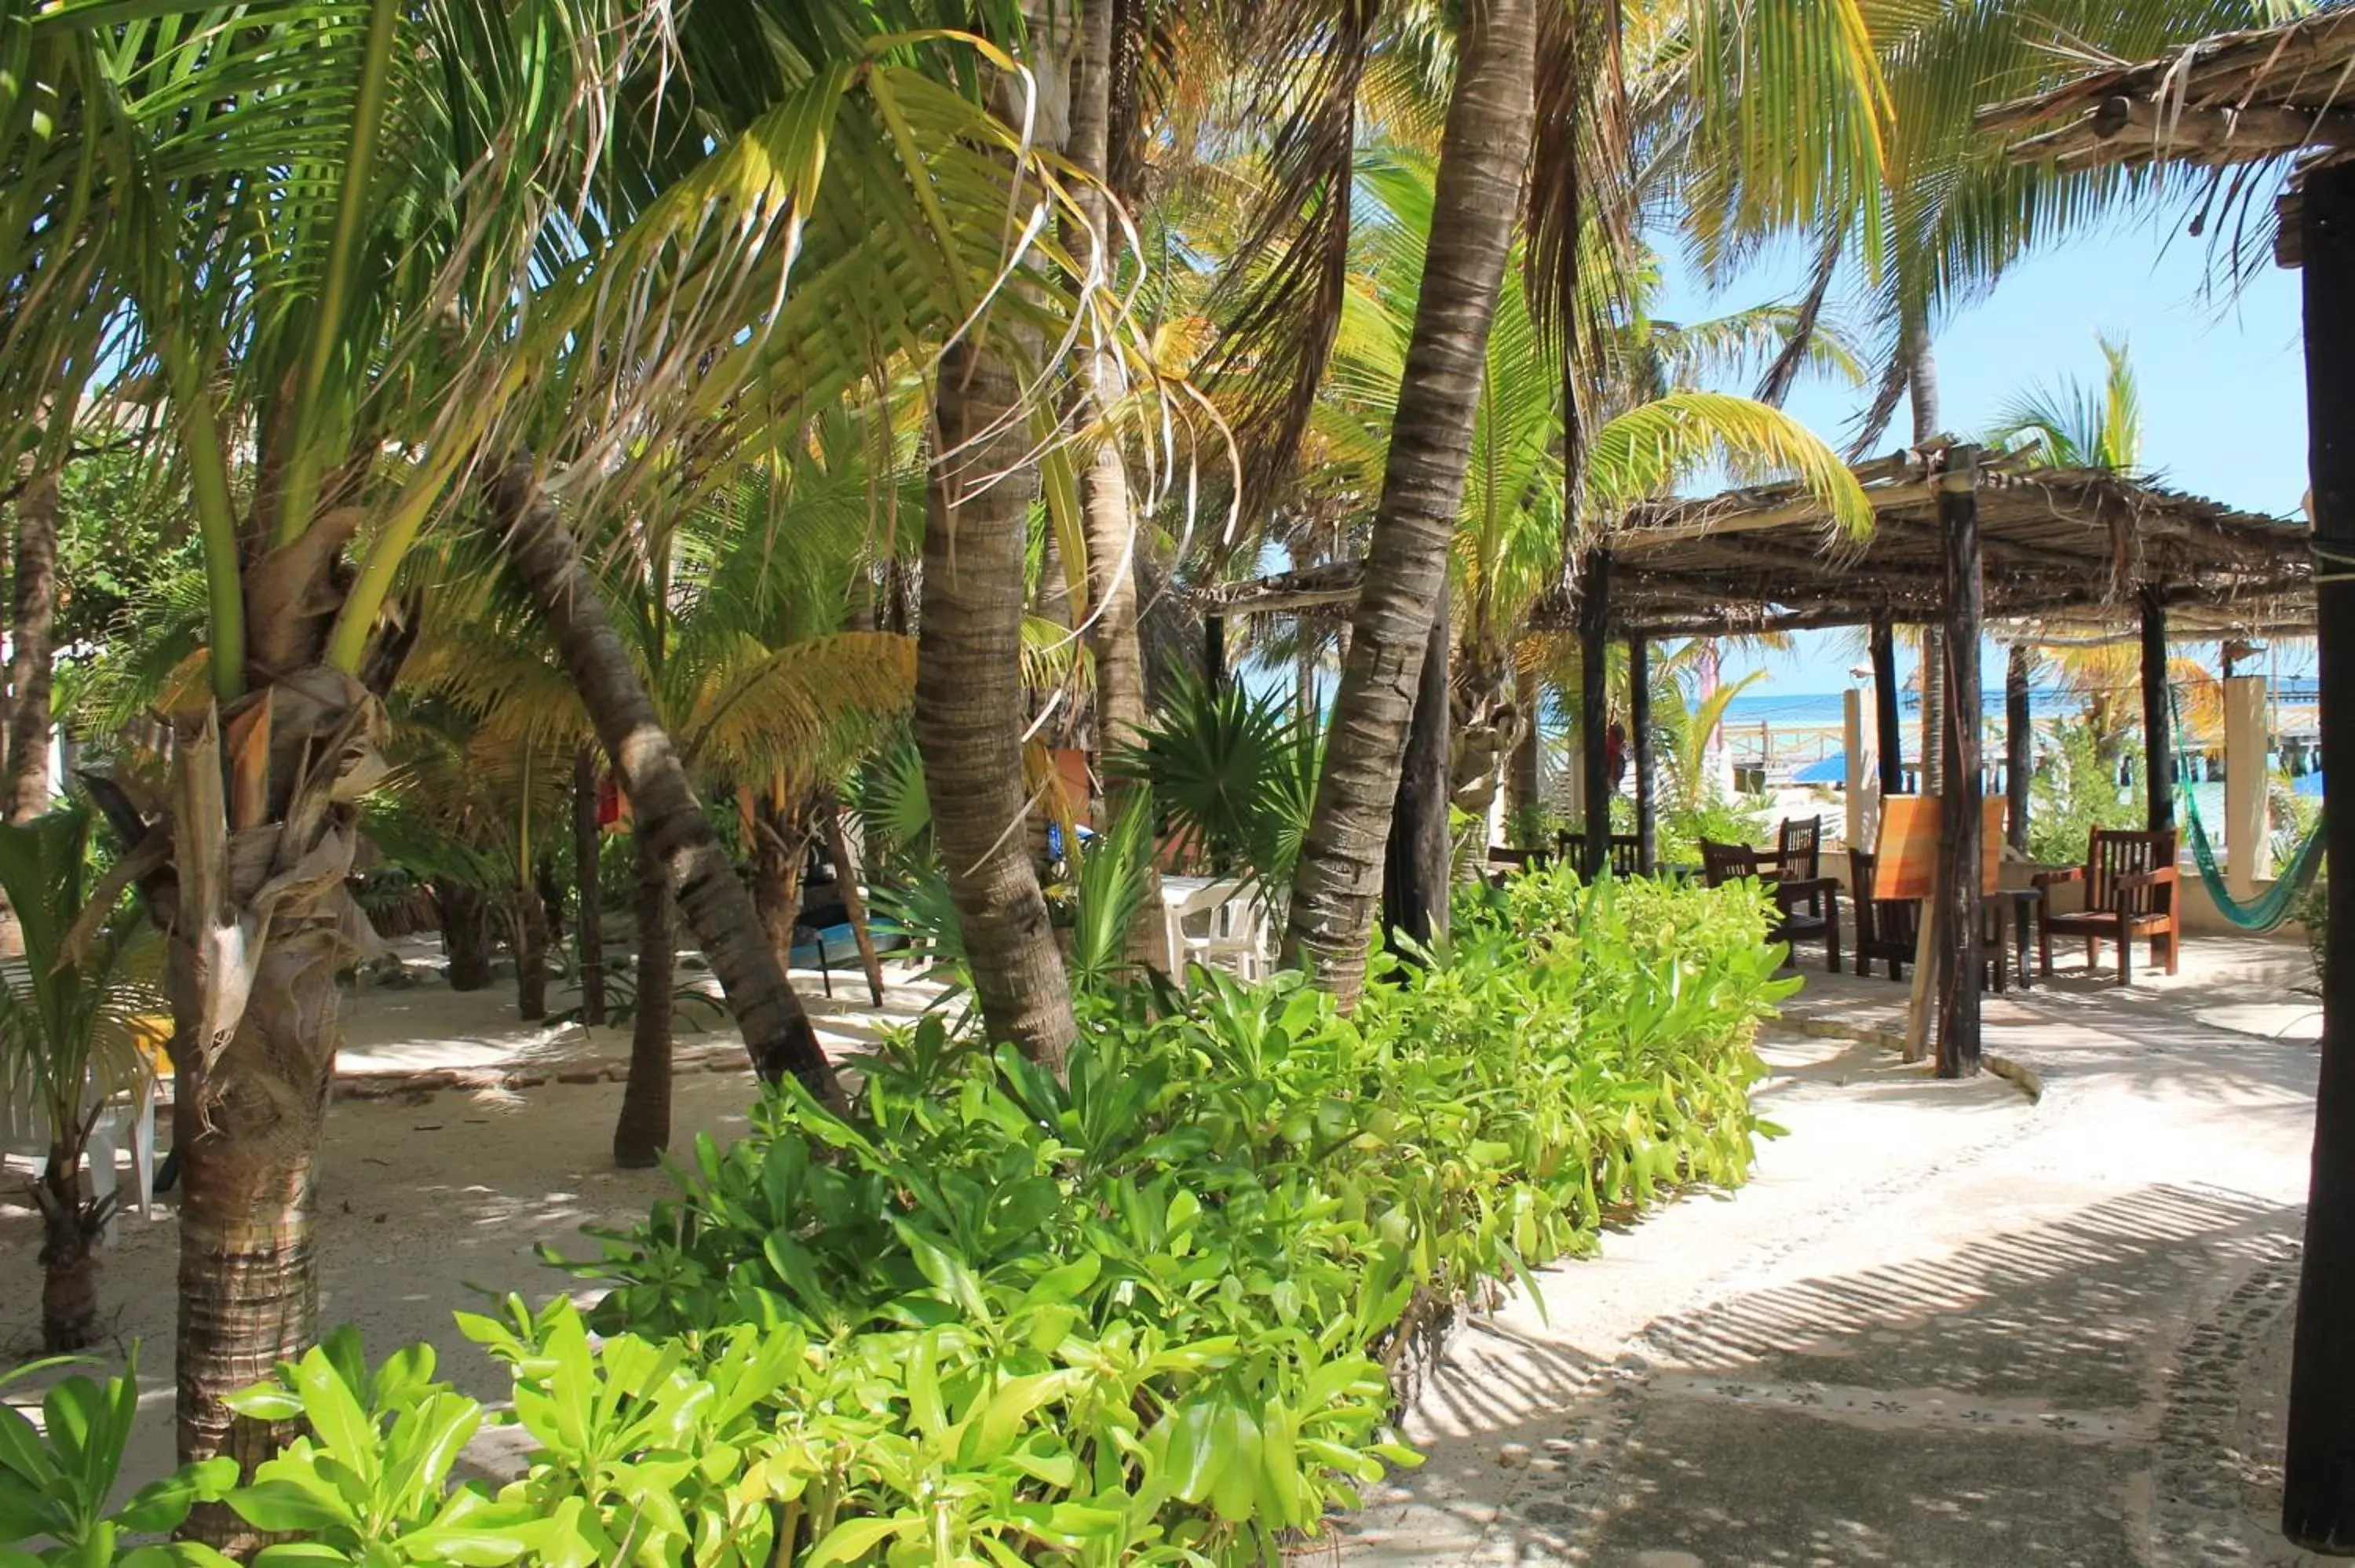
1934 446 1984 1081
1579 549 1612 877
1629 633 1655 873
2284 155 2355 1553
1203 612 1227 690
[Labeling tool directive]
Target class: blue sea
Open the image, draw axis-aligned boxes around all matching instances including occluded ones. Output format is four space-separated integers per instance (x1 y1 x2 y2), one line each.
1723 677 2321 727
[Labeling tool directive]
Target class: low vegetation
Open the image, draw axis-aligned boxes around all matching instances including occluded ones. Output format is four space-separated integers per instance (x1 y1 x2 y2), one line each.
1 868 1789 1566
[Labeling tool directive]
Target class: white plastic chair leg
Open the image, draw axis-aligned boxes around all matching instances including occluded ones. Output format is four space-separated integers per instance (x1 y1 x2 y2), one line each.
130 1081 156 1220
85 1110 122 1247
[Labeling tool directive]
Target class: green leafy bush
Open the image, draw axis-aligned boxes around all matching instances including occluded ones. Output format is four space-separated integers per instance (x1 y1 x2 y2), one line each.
2028 718 2141 866
16 870 1790 1566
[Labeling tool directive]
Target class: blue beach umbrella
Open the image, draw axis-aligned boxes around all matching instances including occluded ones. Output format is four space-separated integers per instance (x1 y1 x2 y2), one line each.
1792 753 1846 786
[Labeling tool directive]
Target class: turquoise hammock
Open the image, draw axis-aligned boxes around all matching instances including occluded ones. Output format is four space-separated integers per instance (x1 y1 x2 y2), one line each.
2168 689 2325 932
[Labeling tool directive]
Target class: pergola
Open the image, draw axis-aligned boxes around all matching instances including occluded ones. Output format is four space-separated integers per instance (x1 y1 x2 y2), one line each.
1973 12 2355 1548
1207 451 2311 892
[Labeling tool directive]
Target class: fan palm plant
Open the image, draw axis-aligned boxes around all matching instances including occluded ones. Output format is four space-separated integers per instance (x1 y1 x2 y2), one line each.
0 804 162 1352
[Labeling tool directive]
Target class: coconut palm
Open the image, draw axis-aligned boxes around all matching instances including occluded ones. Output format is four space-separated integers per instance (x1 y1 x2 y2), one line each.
0 804 162 1352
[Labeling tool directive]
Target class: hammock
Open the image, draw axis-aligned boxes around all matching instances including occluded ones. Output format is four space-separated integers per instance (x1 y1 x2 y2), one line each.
2169 689 2325 932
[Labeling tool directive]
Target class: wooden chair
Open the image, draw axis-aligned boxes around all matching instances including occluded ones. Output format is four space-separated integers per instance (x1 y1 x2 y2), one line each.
2033 828 2181 986
1761 815 1824 880
1554 830 1643 878
1700 839 1842 972
1848 850 2009 991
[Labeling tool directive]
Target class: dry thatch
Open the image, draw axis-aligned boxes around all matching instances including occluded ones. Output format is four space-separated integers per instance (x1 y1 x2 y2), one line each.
1206 447 2313 642
1975 9 2355 264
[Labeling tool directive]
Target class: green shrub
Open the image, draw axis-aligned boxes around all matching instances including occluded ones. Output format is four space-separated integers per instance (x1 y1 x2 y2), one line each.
15 869 1791 1566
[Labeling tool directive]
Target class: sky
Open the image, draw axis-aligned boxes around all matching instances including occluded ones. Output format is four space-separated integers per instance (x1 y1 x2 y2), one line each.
1652 208 2316 698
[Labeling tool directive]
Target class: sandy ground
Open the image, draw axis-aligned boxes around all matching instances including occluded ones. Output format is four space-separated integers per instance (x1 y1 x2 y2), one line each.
0 939 950 1490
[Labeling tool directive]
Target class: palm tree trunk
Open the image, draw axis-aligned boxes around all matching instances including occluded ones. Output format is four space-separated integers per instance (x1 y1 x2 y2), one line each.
1281 0 1538 1005
615 827 674 1168
1910 323 1945 796
491 462 844 1110
512 878 549 1022
573 746 607 1026
1069 0 1163 967
4 470 59 823
919 341 1080 1070
752 793 811 975
31 1147 99 1352
1505 663 1542 835
436 881 495 990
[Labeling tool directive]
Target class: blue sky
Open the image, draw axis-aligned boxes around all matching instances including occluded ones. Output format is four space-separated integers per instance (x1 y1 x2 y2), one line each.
1655 210 2314 696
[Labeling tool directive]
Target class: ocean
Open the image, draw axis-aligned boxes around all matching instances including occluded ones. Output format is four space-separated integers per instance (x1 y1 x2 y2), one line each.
1722 678 2323 728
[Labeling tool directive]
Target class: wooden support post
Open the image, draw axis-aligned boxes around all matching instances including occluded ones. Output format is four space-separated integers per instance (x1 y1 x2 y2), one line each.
1843 687 1869 856
1579 549 1612 877
1872 617 1905 796
2224 674 2271 898
1203 611 1228 691
1629 632 1655 873
1934 447 1983 1080
2006 644 2032 855
2142 586 2174 832
2284 157 2355 1553
1383 582 1452 951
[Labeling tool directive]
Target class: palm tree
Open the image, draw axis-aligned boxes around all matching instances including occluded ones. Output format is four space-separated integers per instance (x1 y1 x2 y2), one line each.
1282 0 1542 1005
0 804 162 1352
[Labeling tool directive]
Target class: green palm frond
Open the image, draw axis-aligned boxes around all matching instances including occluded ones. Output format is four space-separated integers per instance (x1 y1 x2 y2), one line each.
1586 390 1875 538
1988 334 2142 472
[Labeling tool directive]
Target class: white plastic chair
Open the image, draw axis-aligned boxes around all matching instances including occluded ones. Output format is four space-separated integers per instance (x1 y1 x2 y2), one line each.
2 1044 159 1246
1161 877 1269 981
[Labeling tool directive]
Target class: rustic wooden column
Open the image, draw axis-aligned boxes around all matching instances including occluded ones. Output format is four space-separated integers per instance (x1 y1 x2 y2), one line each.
1871 617 1905 796
1383 582 1452 950
2006 644 2032 855
1579 548 1612 877
1628 632 1655 873
1203 611 1228 691
2284 156 2355 1554
2141 587 2174 831
2224 673 2272 897
1933 447 1983 1079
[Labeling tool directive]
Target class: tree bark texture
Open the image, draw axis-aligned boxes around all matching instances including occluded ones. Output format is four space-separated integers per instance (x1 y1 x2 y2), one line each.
1381 582 1451 953
32 1151 100 1351
1506 662 1542 833
2006 644 2032 855
614 827 674 1169
512 877 549 1022
918 338 1080 1069
162 682 378 1550
752 793 812 977
823 800 889 1006
1068 0 1163 966
436 881 495 991
1579 549 1612 875
1281 0 1537 1004
2284 156 2355 1552
572 746 607 1026
4 471 58 822
491 462 844 1110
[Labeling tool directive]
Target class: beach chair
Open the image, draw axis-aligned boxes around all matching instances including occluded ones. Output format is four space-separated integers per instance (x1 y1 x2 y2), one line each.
2033 829 2180 986
1700 839 1842 973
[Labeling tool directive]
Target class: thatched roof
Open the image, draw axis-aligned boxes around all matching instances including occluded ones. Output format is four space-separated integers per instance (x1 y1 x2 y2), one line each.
1975 10 2355 264
1207 447 2313 641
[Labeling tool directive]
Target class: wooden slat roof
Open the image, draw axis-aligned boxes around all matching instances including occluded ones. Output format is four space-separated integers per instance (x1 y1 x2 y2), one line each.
1206 448 2314 641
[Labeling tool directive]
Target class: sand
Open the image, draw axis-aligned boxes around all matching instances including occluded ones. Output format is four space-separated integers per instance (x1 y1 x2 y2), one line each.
0 939 947 1490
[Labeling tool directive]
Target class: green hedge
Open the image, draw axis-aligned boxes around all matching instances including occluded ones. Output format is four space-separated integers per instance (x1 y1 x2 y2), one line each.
2 867 1793 1567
